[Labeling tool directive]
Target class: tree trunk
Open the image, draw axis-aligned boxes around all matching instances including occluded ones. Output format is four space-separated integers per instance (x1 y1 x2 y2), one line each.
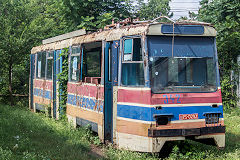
8 60 13 106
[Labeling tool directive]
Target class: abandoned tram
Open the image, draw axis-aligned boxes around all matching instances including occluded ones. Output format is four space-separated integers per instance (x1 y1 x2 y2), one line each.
29 19 225 152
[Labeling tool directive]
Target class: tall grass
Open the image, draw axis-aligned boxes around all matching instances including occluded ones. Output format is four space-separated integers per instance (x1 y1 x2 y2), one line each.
1 102 240 160
0 103 101 160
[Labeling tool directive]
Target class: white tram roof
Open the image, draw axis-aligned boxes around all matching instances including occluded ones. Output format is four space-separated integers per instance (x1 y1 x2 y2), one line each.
31 22 217 54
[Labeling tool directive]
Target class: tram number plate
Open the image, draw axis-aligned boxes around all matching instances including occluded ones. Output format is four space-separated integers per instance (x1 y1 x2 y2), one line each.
179 113 198 120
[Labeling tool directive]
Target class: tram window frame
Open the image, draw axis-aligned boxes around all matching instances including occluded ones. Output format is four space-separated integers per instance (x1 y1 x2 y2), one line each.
108 47 112 82
69 46 81 82
121 37 145 87
46 51 54 80
82 47 102 84
36 51 47 79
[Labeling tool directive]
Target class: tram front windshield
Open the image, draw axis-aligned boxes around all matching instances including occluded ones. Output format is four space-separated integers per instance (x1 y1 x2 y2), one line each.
148 36 217 93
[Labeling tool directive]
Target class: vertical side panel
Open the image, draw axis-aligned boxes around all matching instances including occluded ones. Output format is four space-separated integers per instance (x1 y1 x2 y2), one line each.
53 50 57 119
111 41 119 143
143 35 150 87
104 42 113 142
30 54 35 109
56 50 61 119
112 41 120 86
80 47 83 81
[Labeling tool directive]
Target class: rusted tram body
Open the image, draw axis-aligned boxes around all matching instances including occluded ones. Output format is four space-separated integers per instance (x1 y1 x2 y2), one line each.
30 22 225 152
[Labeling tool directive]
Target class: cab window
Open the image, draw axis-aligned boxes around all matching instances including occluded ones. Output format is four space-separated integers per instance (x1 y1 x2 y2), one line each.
121 38 144 86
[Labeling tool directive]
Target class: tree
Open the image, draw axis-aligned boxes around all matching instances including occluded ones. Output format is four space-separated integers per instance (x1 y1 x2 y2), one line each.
0 0 32 105
198 0 240 108
0 0 69 105
60 0 131 30
198 0 240 72
0 0 173 106
134 0 172 20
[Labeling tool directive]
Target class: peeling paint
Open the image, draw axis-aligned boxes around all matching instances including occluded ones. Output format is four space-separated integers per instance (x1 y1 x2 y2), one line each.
32 22 216 54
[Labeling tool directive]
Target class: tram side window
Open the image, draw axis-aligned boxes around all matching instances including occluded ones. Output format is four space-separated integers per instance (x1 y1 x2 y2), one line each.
82 48 101 83
121 38 144 86
84 51 101 77
36 52 46 78
77 42 102 84
46 51 53 80
69 47 81 82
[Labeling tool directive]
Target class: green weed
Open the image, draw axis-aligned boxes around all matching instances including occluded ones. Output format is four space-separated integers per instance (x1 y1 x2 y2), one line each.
0 103 100 160
1 103 240 160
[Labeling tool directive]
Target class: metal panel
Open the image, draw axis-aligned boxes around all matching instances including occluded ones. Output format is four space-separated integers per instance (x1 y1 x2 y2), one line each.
117 104 224 121
53 50 57 118
76 117 98 133
143 35 150 87
30 54 35 109
104 42 113 142
148 126 225 137
35 103 45 111
112 41 120 86
42 29 86 44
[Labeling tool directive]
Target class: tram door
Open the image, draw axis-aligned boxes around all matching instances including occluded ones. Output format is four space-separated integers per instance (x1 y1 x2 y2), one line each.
104 42 113 142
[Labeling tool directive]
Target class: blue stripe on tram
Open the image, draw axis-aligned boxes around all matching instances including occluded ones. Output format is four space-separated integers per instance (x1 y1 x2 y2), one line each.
117 104 223 121
67 94 103 112
33 88 52 99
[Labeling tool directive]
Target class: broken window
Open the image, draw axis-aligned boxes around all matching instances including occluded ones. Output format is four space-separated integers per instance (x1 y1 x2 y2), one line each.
82 42 102 84
69 46 81 82
36 51 46 79
46 51 53 79
121 38 144 86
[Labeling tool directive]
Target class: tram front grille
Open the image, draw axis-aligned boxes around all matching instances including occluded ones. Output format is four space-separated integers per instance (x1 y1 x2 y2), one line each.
204 113 221 127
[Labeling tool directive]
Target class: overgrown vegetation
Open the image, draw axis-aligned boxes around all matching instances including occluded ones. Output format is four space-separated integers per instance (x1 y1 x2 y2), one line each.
57 48 69 118
0 103 240 159
198 0 240 109
0 102 103 160
0 0 173 106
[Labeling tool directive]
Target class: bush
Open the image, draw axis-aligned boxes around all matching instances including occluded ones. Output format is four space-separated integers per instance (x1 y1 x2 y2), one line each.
221 76 238 111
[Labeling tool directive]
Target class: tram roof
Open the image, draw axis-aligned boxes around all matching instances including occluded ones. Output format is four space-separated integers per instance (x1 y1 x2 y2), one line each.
31 22 217 54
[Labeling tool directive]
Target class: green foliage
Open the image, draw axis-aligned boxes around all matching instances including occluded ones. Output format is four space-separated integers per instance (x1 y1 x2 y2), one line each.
57 48 69 119
0 147 13 160
83 126 102 146
198 0 240 108
61 0 131 30
0 103 99 160
0 0 34 103
1 103 240 159
0 0 69 104
135 0 172 20
221 76 238 111
0 0 173 103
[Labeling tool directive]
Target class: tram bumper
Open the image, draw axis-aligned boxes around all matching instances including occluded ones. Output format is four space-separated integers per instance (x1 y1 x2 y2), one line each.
148 126 225 151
